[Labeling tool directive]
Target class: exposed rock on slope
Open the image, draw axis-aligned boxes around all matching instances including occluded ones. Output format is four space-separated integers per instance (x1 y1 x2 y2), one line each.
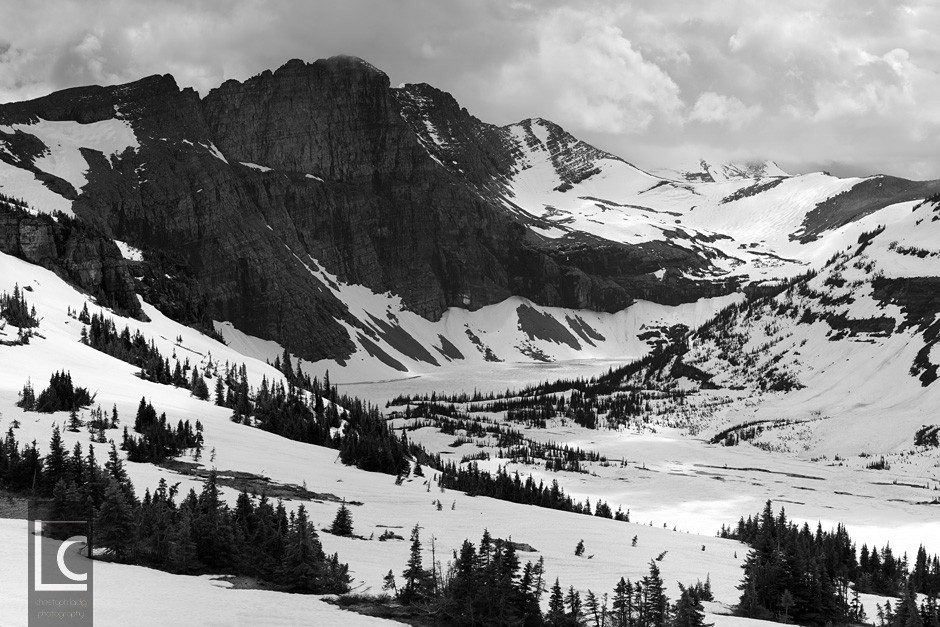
0 201 140 315
0 57 737 361
1 56 938 370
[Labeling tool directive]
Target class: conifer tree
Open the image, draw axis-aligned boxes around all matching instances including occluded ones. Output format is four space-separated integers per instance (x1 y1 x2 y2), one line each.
105 443 135 504
585 590 604 627
674 583 712 627
97 479 136 559
50 479 83 522
167 508 199 573
330 501 354 536
613 577 631 627
382 569 397 594
567 585 583 621
548 578 567 625
16 379 35 411
67 407 82 432
643 561 669 627
44 425 67 493
214 377 225 406
401 523 429 604
190 369 209 400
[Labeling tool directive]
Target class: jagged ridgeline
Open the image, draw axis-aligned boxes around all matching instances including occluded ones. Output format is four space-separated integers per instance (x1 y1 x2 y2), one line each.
0 55 802 370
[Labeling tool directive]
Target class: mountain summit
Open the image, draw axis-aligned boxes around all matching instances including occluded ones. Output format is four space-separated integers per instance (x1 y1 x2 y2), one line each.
1 57 939 376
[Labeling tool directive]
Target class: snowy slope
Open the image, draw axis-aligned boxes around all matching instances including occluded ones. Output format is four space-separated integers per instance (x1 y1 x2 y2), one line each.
649 159 790 183
0 518 398 627
494 124 870 285
0 117 138 215
215 255 743 384
654 198 940 461
0 86 933 384
0 248 768 626
0 205 930 627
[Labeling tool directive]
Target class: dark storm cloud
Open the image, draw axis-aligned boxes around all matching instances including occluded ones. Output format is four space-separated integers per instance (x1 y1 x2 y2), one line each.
1 0 938 179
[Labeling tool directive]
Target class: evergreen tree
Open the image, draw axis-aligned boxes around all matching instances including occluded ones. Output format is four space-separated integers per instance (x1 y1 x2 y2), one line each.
567 585 583 621
105 443 135 504
548 578 568 626
643 561 669 627
167 508 199 573
585 589 605 627
674 583 712 627
50 479 83 522
16 379 36 411
613 577 631 627
280 505 349 594
44 425 67 494
382 569 397 594
214 377 225 406
67 407 82 432
97 479 136 559
330 500 354 536
400 524 429 604
190 369 209 400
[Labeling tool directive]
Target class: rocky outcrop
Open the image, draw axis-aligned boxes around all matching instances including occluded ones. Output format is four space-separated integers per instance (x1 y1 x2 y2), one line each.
799 176 940 242
0 204 140 315
0 56 738 362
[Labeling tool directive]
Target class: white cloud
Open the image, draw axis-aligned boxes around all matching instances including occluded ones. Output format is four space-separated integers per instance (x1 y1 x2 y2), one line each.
688 92 761 129
482 7 683 133
0 0 939 178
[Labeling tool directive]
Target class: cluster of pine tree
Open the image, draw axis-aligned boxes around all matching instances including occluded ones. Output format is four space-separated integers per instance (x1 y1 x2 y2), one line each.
1 425 351 594
380 526 710 627
394 355 694 436
218 364 440 476
121 397 203 463
589 561 679 627
0 426 42 491
81 315 436 477
436 462 627 521
0 191 30 211
875 590 940 627
0 284 39 344
81 404 121 443
270 348 317 391
81 311 209 398
857 542 940 597
406 404 615 476
914 425 939 448
391 527 548 625
722 501 940 625
17 371 93 413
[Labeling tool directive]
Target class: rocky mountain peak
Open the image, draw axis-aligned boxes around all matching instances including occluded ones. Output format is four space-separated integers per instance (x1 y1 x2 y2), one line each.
7 55 930 372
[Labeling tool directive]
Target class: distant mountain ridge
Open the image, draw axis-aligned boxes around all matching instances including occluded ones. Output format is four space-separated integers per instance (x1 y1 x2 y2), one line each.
1 55 939 376
649 159 790 183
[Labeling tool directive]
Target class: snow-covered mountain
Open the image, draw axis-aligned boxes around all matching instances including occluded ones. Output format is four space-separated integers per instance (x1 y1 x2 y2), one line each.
0 58 940 398
2 55 940 627
0 194 934 627
1 55 940 390
649 159 790 183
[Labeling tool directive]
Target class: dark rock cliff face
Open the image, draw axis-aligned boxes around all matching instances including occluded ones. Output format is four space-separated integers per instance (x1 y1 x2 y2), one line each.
0 56 734 362
0 204 141 315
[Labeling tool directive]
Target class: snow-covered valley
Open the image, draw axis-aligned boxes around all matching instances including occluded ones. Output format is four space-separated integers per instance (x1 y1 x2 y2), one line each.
1 238 937 626
0 57 939 627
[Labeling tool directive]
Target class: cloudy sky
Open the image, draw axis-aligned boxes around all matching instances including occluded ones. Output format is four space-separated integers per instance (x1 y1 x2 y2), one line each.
1 0 938 179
